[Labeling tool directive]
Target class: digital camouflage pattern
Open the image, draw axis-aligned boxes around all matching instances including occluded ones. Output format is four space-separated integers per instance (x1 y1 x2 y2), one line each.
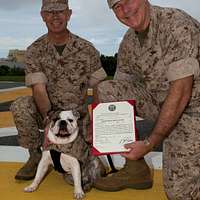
11 31 106 149
97 80 159 121
115 6 200 107
25 32 106 112
107 0 120 9
163 114 200 200
10 96 44 149
41 0 68 11
98 5 200 199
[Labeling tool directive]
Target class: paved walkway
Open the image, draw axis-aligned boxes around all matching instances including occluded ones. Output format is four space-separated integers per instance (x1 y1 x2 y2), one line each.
0 81 24 89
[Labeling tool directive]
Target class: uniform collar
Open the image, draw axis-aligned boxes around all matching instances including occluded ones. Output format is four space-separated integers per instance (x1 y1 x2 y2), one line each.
44 32 83 59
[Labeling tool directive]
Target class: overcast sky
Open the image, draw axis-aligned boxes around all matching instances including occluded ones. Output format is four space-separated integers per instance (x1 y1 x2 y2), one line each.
0 0 199 58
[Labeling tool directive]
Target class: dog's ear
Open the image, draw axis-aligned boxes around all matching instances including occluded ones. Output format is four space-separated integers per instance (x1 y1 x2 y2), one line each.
72 110 80 119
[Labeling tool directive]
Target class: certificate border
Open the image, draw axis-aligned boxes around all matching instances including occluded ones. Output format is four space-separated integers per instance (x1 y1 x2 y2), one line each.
91 100 137 156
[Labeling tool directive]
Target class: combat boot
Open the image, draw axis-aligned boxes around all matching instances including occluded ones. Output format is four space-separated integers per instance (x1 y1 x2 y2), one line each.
94 158 153 191
15 148 42 180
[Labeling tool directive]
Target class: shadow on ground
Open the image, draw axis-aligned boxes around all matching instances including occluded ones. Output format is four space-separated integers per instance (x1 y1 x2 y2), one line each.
0 101 13 112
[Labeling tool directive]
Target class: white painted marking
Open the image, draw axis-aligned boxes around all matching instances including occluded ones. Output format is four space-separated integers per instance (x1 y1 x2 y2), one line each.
99 151 162 170
0 86 27 93
0 146 28 162
0 127 17 137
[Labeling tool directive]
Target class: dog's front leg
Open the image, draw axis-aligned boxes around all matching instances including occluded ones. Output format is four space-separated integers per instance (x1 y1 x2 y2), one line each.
61 154 85 200
24 151 52 192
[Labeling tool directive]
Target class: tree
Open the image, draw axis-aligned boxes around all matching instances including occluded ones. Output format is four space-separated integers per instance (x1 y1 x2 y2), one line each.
9 65 25 76
100 54 117 77
0 65 10 75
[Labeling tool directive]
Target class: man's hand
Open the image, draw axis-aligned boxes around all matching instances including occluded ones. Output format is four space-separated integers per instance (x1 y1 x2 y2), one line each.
121 141 152 160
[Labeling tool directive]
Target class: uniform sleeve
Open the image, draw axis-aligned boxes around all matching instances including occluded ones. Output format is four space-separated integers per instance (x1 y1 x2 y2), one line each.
88 46 107 87
166 19 200 82
25 45 48 86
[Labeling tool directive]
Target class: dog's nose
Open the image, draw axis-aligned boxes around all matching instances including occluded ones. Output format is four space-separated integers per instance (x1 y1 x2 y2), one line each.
59 120 67 130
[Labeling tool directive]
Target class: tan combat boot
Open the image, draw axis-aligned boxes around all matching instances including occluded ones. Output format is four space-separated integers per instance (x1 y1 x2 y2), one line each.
15 148 42 180
94 158 153 191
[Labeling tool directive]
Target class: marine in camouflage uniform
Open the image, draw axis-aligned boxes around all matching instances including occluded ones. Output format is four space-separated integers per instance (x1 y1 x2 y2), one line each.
95 1 200 199
11 32 106 150
10 0 107 190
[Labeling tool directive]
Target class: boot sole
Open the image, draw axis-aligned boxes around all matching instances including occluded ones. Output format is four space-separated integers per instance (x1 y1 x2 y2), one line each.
127 180 153 190
94 181 153 192
15 175 35 181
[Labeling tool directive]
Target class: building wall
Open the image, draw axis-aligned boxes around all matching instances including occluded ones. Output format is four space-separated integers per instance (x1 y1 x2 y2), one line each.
8 49 26 63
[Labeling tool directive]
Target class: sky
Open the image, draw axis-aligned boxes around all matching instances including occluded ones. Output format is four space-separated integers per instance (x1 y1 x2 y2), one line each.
0 0 200 58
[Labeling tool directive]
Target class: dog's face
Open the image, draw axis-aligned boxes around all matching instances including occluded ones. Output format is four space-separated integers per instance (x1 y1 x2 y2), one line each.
48 110 80 144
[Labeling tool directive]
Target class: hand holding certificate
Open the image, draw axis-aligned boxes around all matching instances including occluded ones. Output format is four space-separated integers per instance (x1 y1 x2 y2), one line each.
91 100 137 156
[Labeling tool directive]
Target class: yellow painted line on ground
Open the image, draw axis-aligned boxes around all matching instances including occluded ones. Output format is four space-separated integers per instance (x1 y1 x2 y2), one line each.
0 112 15 128
0 88 32 127
0 88 32 102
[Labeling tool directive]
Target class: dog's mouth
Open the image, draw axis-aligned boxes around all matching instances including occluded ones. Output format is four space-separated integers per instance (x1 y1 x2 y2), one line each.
55 129 71 138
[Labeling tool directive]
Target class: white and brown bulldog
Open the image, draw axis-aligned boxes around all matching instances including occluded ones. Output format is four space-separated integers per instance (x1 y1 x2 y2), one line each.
24 110 105 200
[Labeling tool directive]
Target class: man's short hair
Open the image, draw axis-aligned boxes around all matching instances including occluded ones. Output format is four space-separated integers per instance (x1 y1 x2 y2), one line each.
107 0 120 9
41 0 68 12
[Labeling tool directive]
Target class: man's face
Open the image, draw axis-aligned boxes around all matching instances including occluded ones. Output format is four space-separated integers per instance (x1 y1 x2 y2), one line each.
113 0 150 31
41 9 72 34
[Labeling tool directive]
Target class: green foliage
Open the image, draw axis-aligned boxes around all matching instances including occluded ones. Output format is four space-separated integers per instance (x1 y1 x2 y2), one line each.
0 65 25 76
100 54 117 76
0 76 25 82
106 76 114 80
9 66 25 76
0 65 10 75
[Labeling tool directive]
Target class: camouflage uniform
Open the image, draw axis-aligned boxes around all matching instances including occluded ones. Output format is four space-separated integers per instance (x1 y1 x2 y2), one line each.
98 6 200 199
11 32 107 164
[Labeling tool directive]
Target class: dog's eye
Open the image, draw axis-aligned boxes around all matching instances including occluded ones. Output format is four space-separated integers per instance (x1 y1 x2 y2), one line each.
68 119 73 123
53 117 60 122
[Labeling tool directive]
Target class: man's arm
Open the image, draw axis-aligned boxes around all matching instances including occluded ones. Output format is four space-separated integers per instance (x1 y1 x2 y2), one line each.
32 83 51 119
121 75 193 160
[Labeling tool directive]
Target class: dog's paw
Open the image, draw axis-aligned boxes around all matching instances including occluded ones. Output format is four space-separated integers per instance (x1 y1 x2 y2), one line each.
24 185 37 193
82 179 92 192
81 172 93 192
74 190 85 200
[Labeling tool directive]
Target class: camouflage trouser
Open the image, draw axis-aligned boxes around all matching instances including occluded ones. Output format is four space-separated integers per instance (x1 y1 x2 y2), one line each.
97 80 200 200
163 115 200 200
10 96 44 149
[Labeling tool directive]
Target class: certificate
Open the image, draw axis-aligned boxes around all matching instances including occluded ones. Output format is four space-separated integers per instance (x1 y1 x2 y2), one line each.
91 100 136 156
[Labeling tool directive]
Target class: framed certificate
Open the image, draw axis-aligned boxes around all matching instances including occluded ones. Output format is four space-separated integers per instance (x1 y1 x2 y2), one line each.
91 100 137 156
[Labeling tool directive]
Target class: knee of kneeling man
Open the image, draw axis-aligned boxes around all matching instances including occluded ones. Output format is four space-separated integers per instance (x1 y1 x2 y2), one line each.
10 96 34 112
97 80 117 94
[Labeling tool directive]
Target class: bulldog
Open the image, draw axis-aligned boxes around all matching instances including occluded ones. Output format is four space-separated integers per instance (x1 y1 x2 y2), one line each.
24 110 104 200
